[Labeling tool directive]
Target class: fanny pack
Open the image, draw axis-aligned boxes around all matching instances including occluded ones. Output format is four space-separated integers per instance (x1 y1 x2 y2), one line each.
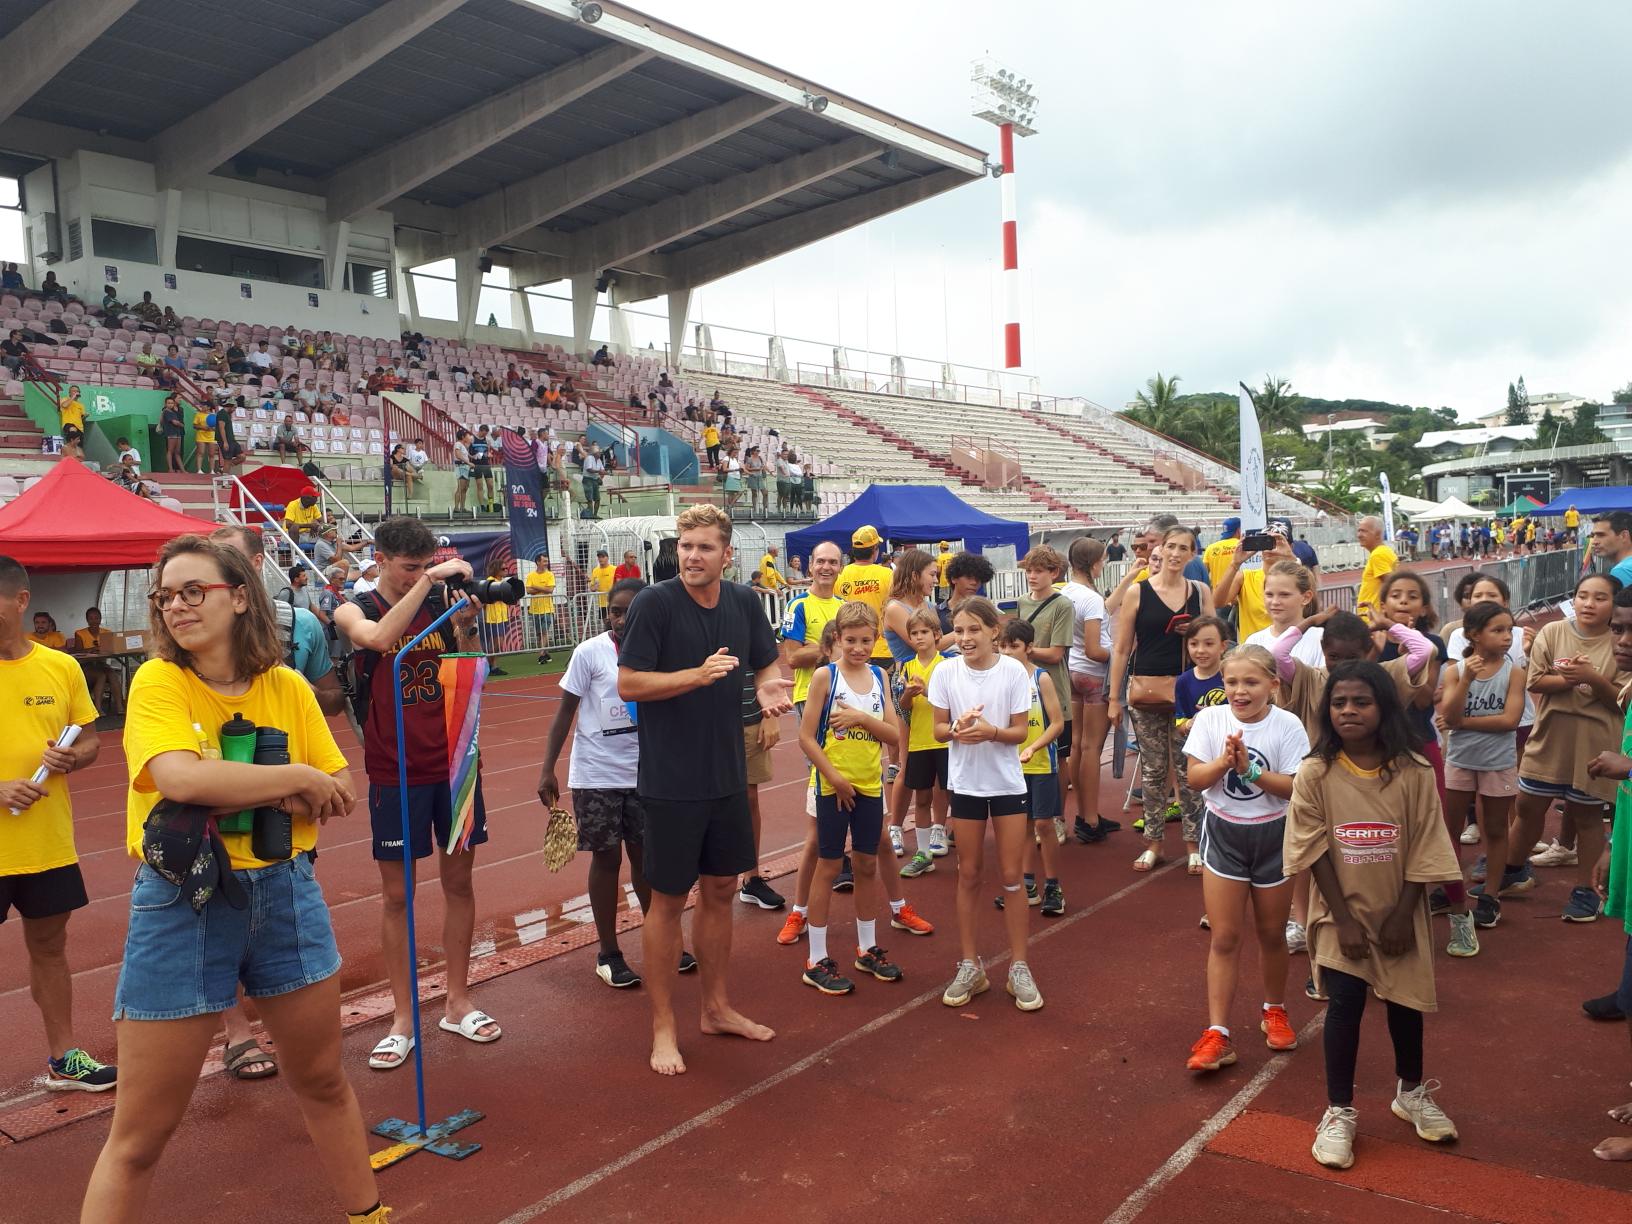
141 800 248 913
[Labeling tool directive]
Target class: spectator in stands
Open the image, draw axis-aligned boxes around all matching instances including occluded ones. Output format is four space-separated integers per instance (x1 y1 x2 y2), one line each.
1 328 26 374
1293 533 1320 575
131 290 163 329
703 418 721 470
560 375 576 397
274 413 308 465
224 339 249 375
626 390 643 410
709 389 727 416
505 362 524 388
156 344 186 390
591 344 614 368
452 429 472 514
406 438 430 475
134 343 159 377
297 379 320 412
318 331 336 357
312 525 343 570
189 399 216 475
99 285 127 321
107 437 159 499
469 425 496 513
614 550 642 582
213 398 242 472
56 384 86 462
157 393 185 471
647 390 663 420
161 305 183 334
38 271 67 303
720 444 743 512
247 341 273 374
203 341 228 376
683 398 700 422
353 557 380 595
283 488 324 549
389 444 417 499
329 402 350 427
0 262 23 291
285 564 321 622
580 442 605 517
743 445 767 516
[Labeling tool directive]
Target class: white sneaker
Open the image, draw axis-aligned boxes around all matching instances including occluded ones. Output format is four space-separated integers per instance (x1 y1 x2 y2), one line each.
1530 840 1579 868
1285 919 1308 954
928 824 949 857
1458 825 1480 845
888 825 905 857
1391 1079 1458 1142
1311 1105 1358 1169
1053 816 1068 845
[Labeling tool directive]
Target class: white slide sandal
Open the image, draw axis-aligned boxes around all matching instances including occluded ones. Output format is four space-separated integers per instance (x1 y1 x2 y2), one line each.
368 1034 413 1070
438 1010 501 1043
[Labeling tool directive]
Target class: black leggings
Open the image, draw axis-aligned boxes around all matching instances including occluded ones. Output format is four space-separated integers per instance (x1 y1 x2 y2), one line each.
1322 967 1424 1107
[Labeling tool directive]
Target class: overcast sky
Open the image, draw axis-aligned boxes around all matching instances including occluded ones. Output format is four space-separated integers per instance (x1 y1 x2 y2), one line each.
630 0 1632 417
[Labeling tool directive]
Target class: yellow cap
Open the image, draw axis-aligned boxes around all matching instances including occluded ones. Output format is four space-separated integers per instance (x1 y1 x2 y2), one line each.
938 540 950 550
851 524 882 549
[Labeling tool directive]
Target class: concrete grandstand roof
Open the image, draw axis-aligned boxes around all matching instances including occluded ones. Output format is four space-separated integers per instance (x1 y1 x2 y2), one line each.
0 0 986 301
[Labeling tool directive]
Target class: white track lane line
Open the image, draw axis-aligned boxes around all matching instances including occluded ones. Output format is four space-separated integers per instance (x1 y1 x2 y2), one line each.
495 860 1183 1223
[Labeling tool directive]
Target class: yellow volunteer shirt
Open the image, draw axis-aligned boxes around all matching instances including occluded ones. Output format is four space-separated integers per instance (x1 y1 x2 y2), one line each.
192 409 214 445
1356 544 1397 613
123 661 347 872
27 631 66 650
526 569 556 615
1234 567 1270 639
283 500 321 532
60 399 86 433
73 628 100 651
0 644 97 875
1564 508 1580 529
759 554 785 590
835 562 894 661
590 563 616 607
703 425 719 447
1202 537 1240 589
935 552 952 586
484 598 509 626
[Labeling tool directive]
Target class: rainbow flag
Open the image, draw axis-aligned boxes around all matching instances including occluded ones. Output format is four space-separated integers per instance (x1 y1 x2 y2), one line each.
439 653 489 854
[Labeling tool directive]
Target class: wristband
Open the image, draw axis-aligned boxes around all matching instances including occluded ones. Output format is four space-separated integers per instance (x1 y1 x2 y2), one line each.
1244 760 1263 783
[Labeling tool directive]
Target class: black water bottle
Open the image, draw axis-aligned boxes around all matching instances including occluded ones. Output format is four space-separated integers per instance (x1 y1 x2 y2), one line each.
250 727 294 861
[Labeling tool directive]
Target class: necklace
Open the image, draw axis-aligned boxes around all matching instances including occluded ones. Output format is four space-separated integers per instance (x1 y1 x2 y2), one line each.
192 666 247 690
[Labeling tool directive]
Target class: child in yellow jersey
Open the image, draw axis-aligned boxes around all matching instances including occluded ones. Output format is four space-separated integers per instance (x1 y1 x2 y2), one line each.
897 606 951 878
796 602 903 995
999 618 1066 916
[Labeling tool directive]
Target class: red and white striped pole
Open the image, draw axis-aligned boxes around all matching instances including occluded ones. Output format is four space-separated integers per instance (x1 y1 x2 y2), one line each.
999 122 1020 369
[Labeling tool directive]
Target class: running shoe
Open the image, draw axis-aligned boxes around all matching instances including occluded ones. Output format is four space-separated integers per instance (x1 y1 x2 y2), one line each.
1391 1079 1458 1142
1472 892 1501 930
536 651 553 665
1446 912 1479 957
1260 1005 1298 1050
1311 1106 1358 1169
885 762 900 785
802 957 855 995
1185 1029 1236 1072
45 1048 117 1093
1097 817 1123 833
832 855 854 892
1427 886 1452 916
1531 840 1579 868
1041 882 1065 916
942 958 990 1007
899 850 934 878
1007 961 1044 1011
1531 839 1551 854
888 826 905 857
1305 976 1327 1002
890 902 935 936
1164 801 1183 821
1285 920 1308 954
776 911 808 946
1073 817 1107 845
1562 885 1601 923
738 875 785 910
1053 817 1069 845
1132 817 1145 832
854 946 903 982
928 825 949 857
1130 785 1144 802
1458 824 1480 845
1198 913 1210 930
1468 855 1487 884
993 880 1041 910
1583 993 1627 1022
678 951 698 972
595 952 642 988
1499 863 1537 893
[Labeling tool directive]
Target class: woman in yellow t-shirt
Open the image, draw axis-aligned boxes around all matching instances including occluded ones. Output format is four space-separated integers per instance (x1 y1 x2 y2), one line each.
482 563 513 674
82 535 385 1223
190 404 216 475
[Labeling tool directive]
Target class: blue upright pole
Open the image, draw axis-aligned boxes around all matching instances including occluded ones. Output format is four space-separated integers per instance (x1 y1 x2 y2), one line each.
388 594 471 1139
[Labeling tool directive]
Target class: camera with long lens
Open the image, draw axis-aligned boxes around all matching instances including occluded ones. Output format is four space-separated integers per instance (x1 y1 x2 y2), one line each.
445 574 525 604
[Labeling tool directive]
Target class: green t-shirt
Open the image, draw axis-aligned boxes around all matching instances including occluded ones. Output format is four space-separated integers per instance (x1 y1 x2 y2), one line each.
1607 703 1632 935
1017 591 1074 724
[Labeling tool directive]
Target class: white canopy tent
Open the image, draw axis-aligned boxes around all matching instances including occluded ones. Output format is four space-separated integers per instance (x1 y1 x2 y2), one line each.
1386 492 1444 518
1415 495 1494 521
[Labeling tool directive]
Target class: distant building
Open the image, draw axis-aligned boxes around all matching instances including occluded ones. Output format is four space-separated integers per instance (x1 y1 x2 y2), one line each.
1415 424 1537 462
1475 392 1587 429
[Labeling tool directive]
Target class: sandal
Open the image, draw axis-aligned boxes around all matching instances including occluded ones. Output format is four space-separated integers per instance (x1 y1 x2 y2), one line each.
223 1039 278 1080
1188 852 1203 876
368 1033 414 1070
438 1010 501 1044
1133 848 1162 872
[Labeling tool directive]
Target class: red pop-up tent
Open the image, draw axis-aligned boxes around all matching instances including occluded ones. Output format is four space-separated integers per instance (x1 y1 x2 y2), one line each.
0 459 219 572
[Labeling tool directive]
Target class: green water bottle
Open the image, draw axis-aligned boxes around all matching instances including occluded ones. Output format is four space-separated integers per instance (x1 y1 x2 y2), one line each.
219 713 257 833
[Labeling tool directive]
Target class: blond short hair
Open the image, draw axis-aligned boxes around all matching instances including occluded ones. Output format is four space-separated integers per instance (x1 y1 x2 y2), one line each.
834 600 880 633
676 502 733 543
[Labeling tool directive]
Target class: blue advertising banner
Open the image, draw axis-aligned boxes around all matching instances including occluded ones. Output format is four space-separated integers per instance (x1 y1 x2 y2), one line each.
499 428 549 566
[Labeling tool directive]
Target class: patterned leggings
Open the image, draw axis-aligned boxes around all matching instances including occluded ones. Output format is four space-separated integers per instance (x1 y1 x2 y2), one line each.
1127 706 1202 844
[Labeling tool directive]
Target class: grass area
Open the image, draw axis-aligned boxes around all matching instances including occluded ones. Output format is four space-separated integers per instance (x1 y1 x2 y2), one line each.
485 650 568 681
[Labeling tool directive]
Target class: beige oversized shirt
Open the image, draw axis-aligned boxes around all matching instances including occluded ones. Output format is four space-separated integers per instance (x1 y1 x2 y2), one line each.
1284 753 1461 1012
1520 619 1629 804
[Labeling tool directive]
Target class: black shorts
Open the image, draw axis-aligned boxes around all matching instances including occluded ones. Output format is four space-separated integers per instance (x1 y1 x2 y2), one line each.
61 424 83 443
472 463 492 479
902 747 948 792
1056 720 1073 758
573 787 645 853
0 863 89 923
814 791 884 859
368 780 489 860
948 791 1028 821
641 791 755 895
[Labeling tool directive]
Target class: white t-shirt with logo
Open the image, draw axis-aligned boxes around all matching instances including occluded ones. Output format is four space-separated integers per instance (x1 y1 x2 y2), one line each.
1182 704 1310 824
1060 580 1108 677
926 653 1032 797
561 631 638 790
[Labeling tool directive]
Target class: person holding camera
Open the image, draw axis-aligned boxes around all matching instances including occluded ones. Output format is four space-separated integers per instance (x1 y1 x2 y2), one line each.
332 517 502 1072
82 535 388 1224
1215 523 1297 642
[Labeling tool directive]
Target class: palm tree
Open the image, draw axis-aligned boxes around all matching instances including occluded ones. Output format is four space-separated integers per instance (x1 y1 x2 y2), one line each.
1128 373 1187 436
1245 375 1302 435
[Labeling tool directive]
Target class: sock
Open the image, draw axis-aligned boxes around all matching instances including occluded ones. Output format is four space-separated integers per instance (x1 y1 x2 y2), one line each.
856 918 876 951
889 897 905 915
1023 872 1035 884
1262 1002 1284 1012
1209 1024 1230 1038
808 924 828 964
793 903 808 918
1045 877 1059 889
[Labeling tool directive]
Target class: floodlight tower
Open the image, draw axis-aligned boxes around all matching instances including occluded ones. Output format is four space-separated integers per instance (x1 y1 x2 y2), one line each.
971 59 1039 369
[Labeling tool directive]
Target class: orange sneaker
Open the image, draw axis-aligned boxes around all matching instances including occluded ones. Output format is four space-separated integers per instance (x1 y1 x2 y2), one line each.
1260 1005 1298 1051
776 911 807 946
1186 1028 1237 1072
890 902 934 936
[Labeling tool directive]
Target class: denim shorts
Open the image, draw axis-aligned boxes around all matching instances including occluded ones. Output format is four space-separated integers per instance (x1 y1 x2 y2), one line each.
112 853 341 1021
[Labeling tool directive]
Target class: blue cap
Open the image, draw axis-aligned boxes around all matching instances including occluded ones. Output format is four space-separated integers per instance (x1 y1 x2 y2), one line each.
1222 517 1241 534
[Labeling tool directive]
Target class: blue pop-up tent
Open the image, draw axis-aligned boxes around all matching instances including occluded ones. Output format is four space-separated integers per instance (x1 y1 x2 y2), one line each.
783 484 1030 562
1533 487 1632 516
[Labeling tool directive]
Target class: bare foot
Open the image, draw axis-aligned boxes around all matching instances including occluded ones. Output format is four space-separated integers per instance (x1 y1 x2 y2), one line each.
650 1028 686 1076
1608 1101 1632 1125
701 1006 775 1042
1594 1136 1632 1161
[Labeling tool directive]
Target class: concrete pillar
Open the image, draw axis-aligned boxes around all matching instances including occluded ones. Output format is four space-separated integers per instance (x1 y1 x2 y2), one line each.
155 188 183 269
569 273 597 355
607 283 632 355
768 335 788 381
323 220 351 294
666 287 691 373
513 285 535 349
890 355 906 395
697 322 716 373
398 263 420 331
453 249 483 342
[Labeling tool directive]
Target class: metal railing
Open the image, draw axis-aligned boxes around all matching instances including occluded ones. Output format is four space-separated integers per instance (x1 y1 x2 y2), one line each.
211 473 331 582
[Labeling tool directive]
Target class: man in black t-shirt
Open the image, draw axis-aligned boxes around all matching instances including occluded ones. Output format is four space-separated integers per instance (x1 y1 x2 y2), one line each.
618 504 791 1076
468 425 495 513
1105 532 1126 562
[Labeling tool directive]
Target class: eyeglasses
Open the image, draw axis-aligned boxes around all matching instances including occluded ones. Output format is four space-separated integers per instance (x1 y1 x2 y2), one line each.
147 582 237 609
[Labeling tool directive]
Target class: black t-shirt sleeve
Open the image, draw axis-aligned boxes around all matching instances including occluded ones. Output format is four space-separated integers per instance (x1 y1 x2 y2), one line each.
618 585 670 672
742 585 779 670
